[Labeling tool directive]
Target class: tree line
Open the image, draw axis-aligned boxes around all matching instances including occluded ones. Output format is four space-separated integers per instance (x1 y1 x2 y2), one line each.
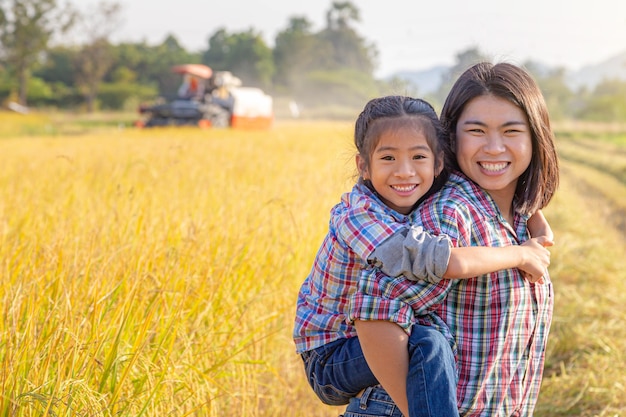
0 0 624 122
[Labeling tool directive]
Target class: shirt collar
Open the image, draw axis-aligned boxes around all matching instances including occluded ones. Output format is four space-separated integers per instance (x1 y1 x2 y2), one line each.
449 171 530 233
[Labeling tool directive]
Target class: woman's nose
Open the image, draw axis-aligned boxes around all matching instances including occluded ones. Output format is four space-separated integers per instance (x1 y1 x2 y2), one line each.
484 134 506 154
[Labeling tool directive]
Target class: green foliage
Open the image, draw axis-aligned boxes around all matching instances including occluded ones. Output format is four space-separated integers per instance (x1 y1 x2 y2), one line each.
525 62 577 120
0 0 76 105
24 76 53 102
97 82 158 110
576 79 626 122
273 17 319 89
36 45 77 86
203 28 275 89
5 2 626 119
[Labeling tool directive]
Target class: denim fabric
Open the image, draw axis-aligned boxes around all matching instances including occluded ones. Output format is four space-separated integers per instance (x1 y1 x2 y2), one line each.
406 324 459 417
301 336 379 405
302 324 459 415
340 386 403 417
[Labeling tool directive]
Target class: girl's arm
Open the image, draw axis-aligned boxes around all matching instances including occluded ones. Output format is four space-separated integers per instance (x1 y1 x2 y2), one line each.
445 236 552 282
353 320 410 417
371 227 552 283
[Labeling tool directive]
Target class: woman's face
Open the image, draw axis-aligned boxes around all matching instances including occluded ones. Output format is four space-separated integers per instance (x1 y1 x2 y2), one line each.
455 94 532 210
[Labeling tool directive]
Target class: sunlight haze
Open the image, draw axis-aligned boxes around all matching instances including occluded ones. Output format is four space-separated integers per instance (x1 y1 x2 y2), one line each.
110 0 626 77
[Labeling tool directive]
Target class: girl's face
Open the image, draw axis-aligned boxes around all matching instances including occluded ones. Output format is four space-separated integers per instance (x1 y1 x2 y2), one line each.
455 94 532 211
358 127 440 215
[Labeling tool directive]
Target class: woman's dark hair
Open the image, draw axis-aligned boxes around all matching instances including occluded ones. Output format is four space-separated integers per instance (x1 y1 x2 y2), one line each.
354 95 449 203
440 62 560 214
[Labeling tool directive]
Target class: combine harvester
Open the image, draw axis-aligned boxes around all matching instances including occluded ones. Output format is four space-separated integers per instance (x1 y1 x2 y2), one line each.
136 64 273 129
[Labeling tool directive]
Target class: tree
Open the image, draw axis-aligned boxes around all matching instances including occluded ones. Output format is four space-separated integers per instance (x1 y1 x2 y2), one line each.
325 1 359 30
317 1 377 73
34 45 82 107
432 47 490 107
524 61 574 120
273 17 321 90
150 34 201 97
577 78 626 122
202 28 274 89
0 0 76 105
72 1 122 112
106 36 199 101
271 1 379 110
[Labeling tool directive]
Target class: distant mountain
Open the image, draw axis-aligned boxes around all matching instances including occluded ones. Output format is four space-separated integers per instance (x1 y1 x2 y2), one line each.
566 51 626 90
389 65 447 95
388 50 626 94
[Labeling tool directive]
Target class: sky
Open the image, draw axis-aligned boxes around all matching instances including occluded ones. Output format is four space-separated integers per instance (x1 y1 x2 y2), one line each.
106 0 626 77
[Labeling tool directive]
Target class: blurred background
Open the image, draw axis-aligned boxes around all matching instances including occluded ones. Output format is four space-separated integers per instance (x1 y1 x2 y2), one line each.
1 0 625 121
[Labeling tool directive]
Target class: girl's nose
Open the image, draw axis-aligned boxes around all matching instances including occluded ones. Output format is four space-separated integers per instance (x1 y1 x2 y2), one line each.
395 159 416 177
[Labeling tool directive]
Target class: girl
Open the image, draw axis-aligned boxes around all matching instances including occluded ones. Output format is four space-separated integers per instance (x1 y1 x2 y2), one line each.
294 95 552 417
349 63 560 416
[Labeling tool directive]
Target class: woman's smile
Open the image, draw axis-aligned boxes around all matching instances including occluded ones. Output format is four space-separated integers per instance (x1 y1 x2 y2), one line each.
478 161 509 173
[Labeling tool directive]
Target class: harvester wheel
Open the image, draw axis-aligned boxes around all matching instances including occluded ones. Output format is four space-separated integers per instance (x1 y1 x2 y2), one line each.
211 112 230 128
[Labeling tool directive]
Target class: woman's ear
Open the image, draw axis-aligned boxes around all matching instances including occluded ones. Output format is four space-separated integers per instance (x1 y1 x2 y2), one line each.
356 154 369 180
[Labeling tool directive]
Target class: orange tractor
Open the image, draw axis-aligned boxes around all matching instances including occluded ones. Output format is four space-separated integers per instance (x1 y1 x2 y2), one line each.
136 64 273 128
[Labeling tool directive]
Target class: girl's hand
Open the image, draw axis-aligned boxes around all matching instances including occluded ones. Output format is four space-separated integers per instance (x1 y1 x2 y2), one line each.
518 236 553 284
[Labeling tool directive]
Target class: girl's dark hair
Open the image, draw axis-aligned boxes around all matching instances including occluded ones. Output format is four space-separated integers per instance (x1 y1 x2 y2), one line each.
440 62 560 214
354 95 449 202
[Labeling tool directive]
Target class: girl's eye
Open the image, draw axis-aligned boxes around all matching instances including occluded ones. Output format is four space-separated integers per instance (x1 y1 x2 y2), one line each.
413 154 426 160
380 155 394 161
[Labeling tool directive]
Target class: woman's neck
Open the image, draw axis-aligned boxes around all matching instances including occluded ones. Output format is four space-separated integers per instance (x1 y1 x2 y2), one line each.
488 190 515 225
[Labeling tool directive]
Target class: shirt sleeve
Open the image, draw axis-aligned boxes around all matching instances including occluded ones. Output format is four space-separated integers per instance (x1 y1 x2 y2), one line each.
369 225 452 283
333 192 407 261
348 267 453 332
347 197 468 330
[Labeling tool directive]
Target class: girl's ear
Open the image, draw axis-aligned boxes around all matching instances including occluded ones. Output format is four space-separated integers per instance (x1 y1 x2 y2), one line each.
356 154 369 180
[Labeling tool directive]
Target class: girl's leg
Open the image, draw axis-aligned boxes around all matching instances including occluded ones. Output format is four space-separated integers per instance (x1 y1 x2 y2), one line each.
407 325 459 417
301 337 379 406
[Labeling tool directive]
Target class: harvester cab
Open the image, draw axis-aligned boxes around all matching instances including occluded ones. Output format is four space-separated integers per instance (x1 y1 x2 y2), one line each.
136 64 273 129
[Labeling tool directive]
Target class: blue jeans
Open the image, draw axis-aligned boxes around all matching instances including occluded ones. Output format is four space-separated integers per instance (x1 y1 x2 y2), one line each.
301 336 378 405
405 324 459 417
341 386 403 417
301 324 459 416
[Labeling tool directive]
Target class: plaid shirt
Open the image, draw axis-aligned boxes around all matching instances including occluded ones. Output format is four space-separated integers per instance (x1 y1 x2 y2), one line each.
293 182 411 353
349 172 554 417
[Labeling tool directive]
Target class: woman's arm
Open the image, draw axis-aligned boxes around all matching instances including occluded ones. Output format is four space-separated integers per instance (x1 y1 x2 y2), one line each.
527 209 554 241
354 320 410 417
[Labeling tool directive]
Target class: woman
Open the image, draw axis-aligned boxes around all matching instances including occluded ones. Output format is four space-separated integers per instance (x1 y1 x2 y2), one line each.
346 62 560 416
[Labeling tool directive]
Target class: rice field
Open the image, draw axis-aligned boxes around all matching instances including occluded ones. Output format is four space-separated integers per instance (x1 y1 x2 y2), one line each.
0 113 625 416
